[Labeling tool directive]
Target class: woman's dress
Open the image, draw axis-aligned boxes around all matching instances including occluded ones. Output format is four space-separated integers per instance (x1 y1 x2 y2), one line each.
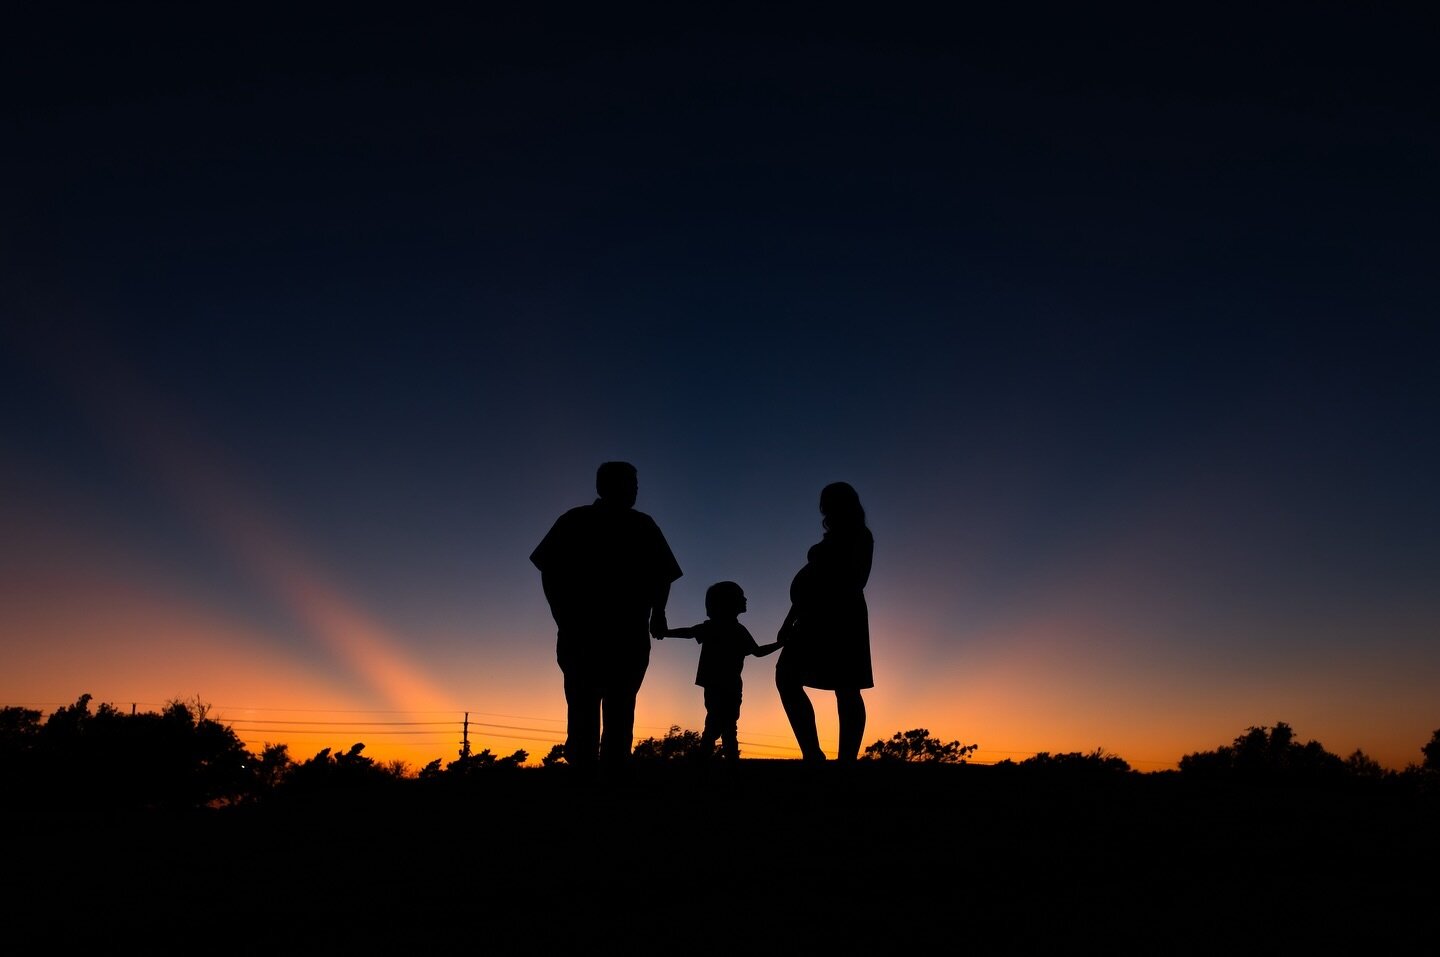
777 526 874 690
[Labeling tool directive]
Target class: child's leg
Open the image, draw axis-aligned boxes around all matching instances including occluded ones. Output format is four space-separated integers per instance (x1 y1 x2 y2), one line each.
701 689 725 759
721 687 742 761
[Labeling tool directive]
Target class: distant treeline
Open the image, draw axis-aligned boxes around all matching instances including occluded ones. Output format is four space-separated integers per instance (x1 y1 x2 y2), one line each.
3 694 1437 811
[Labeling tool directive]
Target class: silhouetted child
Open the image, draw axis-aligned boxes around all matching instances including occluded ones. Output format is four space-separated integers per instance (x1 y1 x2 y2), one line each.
663 580 780 763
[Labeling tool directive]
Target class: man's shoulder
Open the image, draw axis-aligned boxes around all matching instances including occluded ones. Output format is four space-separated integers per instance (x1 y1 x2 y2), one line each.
571 502 658 523
625 507 662 528
620 509 675 548
530 504 593 562
539 503 591 527
547 502 614 530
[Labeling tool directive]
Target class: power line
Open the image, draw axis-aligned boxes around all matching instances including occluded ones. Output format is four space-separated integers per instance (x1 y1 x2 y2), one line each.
15 697 1114 765
231 719 459 726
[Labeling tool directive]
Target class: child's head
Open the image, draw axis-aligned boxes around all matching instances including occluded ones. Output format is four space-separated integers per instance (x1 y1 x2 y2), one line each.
705 581 746 619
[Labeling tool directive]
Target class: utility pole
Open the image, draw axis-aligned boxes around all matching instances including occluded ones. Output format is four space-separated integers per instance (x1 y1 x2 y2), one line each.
460 711 471 759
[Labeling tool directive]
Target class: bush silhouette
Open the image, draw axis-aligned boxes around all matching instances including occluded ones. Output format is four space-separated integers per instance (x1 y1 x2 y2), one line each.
994 748 1133 775
862 728 978 763
1422 729 1440 772
0 704 43 752
280 743 405 796
14 693 254 809
441 747 528 777
1342 749 1391 781
7 695 1437 806
631 725 713 762
1179 722 1349 783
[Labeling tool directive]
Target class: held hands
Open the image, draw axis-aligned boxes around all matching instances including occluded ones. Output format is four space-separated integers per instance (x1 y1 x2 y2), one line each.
649 610 668 640
777 614 797 646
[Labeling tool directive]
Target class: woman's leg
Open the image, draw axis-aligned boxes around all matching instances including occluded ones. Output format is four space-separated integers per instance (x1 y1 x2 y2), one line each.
776 667 825 762
836 688 866 762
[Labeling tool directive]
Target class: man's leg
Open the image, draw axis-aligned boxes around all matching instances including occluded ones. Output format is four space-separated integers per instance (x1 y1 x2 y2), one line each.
599 650 649 768
562 668 602 770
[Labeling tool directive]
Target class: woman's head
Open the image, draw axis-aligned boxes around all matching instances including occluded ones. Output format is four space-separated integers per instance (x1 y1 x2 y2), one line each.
820 481 866 531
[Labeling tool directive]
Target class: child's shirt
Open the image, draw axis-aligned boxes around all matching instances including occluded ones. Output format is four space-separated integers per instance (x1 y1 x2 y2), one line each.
688 619 763 688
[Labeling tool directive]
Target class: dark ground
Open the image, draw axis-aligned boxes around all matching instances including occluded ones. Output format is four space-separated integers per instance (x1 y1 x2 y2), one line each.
7 761 1435 953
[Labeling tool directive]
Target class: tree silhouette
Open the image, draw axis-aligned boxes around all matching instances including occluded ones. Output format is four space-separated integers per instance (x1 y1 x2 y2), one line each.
253 742 294 793
279 742 407 796
0 705 44 809
1179 722 1347 783
1342 749 1390 781
8 692 1436 808
1421 729 1440 772
862 728 978 763
16 693 255 808
442 747 528 777
996 748 1133 774
0 704 42 752
631 725 712 762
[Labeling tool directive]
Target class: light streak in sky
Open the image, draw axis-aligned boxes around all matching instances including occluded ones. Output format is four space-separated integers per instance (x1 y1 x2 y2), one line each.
21 318 458 713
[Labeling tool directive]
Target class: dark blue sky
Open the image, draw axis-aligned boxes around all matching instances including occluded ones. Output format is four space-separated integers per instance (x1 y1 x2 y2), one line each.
3 4 1437 768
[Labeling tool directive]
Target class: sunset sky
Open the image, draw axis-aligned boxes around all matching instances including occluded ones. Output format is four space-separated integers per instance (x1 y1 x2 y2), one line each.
4 5 1436 771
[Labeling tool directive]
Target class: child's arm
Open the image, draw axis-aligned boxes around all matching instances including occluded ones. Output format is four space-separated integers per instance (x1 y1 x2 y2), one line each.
663 625 700 640
747 624 779 657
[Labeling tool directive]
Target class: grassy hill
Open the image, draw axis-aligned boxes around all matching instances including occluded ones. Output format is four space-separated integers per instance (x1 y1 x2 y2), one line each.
9 759 1435 951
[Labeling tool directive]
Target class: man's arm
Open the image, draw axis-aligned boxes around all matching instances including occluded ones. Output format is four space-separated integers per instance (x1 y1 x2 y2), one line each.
645 516 682 640
538 569 576 630
539 569 560 613
530 513 569 624
649 581 671 639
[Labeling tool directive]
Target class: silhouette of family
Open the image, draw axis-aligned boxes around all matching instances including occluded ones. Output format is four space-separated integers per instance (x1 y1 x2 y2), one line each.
530 461 873 772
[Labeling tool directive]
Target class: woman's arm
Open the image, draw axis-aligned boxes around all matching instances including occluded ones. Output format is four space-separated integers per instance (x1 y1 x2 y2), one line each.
850 533 874 589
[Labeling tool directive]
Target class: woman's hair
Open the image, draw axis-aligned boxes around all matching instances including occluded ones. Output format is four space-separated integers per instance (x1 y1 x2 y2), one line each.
820 481 866 532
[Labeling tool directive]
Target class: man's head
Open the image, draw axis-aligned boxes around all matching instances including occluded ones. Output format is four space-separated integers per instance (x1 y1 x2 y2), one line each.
595 461 638 507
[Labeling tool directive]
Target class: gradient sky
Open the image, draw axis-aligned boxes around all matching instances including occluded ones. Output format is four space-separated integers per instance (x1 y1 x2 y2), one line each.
4 5 1437 771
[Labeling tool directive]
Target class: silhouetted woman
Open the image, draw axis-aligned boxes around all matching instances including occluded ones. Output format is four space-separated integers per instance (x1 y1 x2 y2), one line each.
775 481 874 762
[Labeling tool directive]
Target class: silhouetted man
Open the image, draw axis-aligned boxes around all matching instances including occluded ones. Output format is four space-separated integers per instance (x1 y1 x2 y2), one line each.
530 461 682 773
